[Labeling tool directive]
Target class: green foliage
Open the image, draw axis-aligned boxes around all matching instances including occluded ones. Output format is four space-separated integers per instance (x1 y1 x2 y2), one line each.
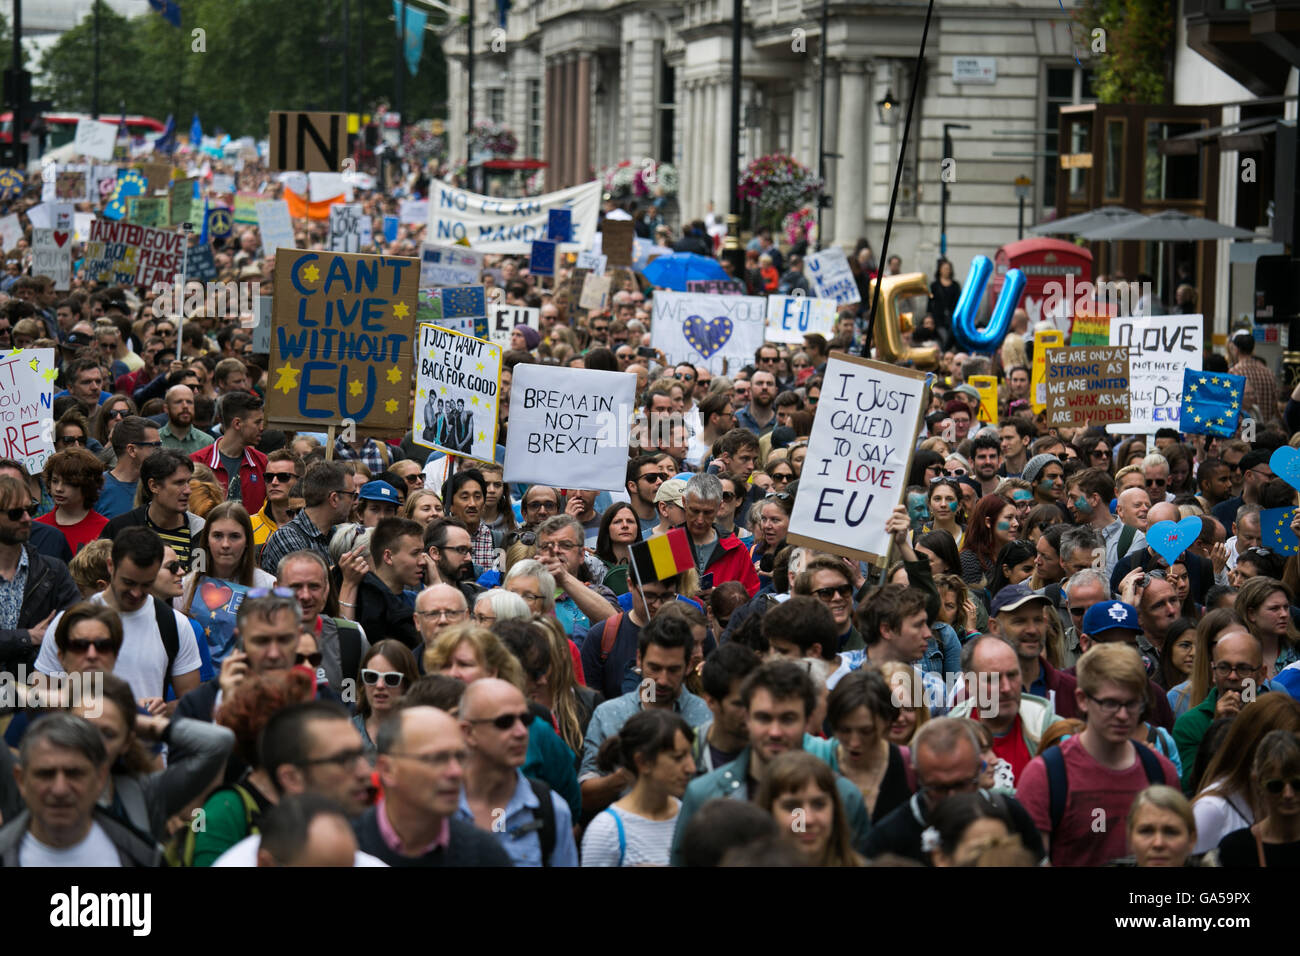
37 0 448 137
1075 0 1172 104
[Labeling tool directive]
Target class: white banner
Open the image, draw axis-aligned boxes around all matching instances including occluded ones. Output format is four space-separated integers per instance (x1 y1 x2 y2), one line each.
0 349 57 478
414 325 502 464
787 355 927 562
504 364 636 492
426 179 602 253
766 294 838 344
1107 313 1203 436
806 247 862 305
650 291 768 374
256 199 295 258
420 243 485 287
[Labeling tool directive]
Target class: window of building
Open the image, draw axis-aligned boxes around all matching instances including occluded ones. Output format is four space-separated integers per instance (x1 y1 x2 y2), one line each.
526 79 542 157
488 89 505 124
1043 65 1096 213
657 55 676 166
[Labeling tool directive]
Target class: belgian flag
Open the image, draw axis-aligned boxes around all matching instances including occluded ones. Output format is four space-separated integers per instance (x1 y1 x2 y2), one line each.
631 527 695 584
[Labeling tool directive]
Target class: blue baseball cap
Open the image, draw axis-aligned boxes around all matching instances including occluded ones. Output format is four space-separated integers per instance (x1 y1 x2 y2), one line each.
989 582 1052 616
358 480 400 504
1081 601 1141 637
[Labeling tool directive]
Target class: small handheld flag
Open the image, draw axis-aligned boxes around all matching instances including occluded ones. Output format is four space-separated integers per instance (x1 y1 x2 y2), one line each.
630 527 695 584
1180 368 1245 437
1262 506 1300 556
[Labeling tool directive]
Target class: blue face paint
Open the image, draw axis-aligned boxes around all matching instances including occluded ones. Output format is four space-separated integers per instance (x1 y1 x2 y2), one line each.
907 494 929 523
949 500 959 511
1074 496 1092 515
1013 491 1033 503
1040 478 1055 490
996 520 1012 532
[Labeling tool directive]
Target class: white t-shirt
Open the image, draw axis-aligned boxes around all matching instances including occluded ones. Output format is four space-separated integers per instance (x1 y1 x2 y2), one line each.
36 592 203 702
212 833 388 867
580 801 679 867
1193 785 1253 854
19 822 122 867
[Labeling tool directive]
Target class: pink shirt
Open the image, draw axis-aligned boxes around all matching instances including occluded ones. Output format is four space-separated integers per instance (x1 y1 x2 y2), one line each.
376 797 449 856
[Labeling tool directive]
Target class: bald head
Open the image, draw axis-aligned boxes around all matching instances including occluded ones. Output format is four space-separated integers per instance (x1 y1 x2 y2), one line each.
1116 487 1151 530
164 384 196 426
459 677 526 722
1146 501 1180 526
417 583 468 613
414 583 469 643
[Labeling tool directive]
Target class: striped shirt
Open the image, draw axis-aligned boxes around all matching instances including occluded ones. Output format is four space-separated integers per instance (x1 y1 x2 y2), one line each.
147 512 195 571
260 510 333 575
580 802 680 867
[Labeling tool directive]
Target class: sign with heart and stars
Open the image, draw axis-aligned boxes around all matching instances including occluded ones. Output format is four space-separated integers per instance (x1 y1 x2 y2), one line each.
650 291 767 373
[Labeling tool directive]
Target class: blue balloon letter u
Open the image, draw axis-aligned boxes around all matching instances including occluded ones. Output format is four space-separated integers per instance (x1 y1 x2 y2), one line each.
951 256 1027 353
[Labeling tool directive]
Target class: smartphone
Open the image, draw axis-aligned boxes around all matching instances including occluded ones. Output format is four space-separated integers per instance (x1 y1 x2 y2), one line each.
700 573 714 590
636 345 657 358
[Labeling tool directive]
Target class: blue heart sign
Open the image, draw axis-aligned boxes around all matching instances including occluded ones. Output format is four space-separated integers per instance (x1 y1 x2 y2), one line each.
683 314 733 360
1271 446 1300 495
1147 516 1202 567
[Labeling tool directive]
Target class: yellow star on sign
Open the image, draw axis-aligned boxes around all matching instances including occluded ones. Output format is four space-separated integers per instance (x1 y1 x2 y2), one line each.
348 380 363 396
1199 377 1207 385
470 396 479 405
417 388 426 398
1211 376 1221 386
302 264 320 283
1230 389 1239 398
28 357 39 372
41 367 57 382
439 386 447 395
1193 415 1202 423
385 399 399 414
273 362 300 394
386 366 402 384
476 362 484 372
392 302 410 319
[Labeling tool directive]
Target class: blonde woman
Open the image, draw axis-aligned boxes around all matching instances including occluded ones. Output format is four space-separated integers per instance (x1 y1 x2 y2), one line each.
530 616 601 757
879 660 930 745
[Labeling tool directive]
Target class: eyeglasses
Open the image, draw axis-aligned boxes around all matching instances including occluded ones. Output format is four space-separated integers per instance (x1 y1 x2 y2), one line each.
770 472 793 483
389 749 467 767
640 472 668 484
56 435 87 447
3 504 37 520
415 608 466 621
1263 777 1300 795
525 500 558 512
362 669 406 688
921 775 981 798
504 531 537 547
473 613 496 625
296 651 323 667
1145 478 1166 488
299 747 367 768
334 489 358 501
640 589 675 608
1086 694 1143 715
163 561 182 575
469 711 531 731
1210 662 1260 677
436 544 473 556
538 539 580 553
1091 449 1110 459
66 638 115 654
247 586 296 599
1248 468 1274 480
266 472 297 484
765 492 792 502
813 584 854 600
106 408 128 420
1225 460 1243 472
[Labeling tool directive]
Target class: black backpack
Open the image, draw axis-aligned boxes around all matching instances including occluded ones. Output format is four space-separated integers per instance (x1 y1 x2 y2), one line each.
1043 741 1165 832
152 597 179 697
524 777 557 866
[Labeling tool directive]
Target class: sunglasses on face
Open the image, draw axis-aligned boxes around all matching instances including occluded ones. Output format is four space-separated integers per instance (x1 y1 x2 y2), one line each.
813 584 854 600
721 491 736 501
640 473 668 484
765 492 792 501
505 530 537 547
362 669 405 688
57 435 86 446
163 561 182 575
1263 777 1300 795
1145 478 1166 487
3 503 37 520
1091 450 1110 459
66 638 115 654
296 652 323 667
266 472 299 484
469 711 531 731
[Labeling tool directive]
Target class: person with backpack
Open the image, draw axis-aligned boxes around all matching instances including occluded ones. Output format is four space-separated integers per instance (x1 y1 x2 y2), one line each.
1017 643 1180 866
579 573 681 702
275 549 369 696
456 678 577 866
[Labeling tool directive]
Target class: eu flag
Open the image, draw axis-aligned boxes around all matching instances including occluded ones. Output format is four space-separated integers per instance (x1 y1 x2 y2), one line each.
0 168 24 201
1262 506 1300 556
1180 369 1245 437
440 286 486 318
103 168 148 221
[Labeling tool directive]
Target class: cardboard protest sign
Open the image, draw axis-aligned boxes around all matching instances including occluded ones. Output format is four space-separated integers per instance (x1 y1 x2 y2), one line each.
136 164 173 194
806 247 862 305
269 111 347 172
127 196 169 228
1044 345 1131 428
1108 314 1203 435
185 243 219 282
967 374 999 424
56 168 89 202
187 577 250 664
579 274 611 311
1069 311 1111 347
31 230 72 290
257 199 295 258
329 203 371 253
0 214 22 251
170 179 195 225
399 199 428 225
250 296 272 354
0 349 57 477
504 363 637 492
602 220 635 267
74 118 118 161
413 325 502 464
687 279 743 295
233 192 260 225
765 294 837 344
426 178 601 253
650 291 768 374
486 304 539 350
420 243 484 287
576 250 606 275
787 354 927 564
268 250 418 434
88 219 185 287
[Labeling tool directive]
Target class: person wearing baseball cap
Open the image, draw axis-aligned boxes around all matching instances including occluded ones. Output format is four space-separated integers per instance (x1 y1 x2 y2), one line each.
356 480 401 528
649 477 687 538
948 584 1061 786
1074 598 1179 731
987 582 1080 719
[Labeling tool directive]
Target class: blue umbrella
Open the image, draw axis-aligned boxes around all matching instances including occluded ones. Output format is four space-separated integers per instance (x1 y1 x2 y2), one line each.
640 252 729 291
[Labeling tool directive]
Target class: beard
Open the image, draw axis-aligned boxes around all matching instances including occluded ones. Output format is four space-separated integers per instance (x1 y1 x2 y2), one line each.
0 525 29 546
440 559 473 582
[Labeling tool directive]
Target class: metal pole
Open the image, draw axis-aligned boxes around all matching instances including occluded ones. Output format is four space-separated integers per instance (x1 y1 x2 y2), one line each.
1018 194 1024 239
816 0 828 251
92 0 99 119
10 0 21 166
940 125 950 258
467 0 475 150
728 0 742 218
343 0 350 115
399 1 407 134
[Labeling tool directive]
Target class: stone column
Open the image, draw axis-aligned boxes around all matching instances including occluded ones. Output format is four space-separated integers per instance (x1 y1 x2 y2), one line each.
834 61 868 248
544 60 556 191
713 80 731 222
576 52 592 184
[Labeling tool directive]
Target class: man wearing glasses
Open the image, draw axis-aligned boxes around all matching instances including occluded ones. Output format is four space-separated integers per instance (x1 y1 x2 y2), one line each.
413 584 470 667
865 718 1045 865
261 462 357 575
1019 644 1178 865
535 515 619 637
1141 452 1174 504
1173 629 1264 790
95 417 163 520
624 455 669 536
456 678 578 866
421 519 483 604
251 451 304 559
681 474 761 600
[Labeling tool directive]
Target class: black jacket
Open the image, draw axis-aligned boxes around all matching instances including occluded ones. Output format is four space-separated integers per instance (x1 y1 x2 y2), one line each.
0 808 161 866
353 810 512 867
355 572 421 650
0 544 80 669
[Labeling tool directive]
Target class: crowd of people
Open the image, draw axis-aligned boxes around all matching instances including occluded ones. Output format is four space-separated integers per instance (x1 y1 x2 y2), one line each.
0 152 1298 872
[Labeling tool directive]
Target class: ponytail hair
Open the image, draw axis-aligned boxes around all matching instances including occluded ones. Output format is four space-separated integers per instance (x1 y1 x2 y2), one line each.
594 708 693 776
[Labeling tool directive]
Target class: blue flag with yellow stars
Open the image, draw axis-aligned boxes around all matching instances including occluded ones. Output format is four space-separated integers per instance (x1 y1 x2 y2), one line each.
440 285 486 318
0 168 24 201
1180 368 1246 437
102 168 148 221
1262 507 1300 556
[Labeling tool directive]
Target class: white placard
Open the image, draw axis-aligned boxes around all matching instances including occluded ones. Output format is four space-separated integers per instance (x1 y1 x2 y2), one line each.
765 294 839 344
414 324 502 464
73 118 118 161
73 212 95 242
329 203 370 253
486 304 540 350
399 199 429 225
787 354 927 562
650 291 768 374
1107 313 1203 436
503 363 637 492
806 247 862 305
256 199 295 258
427 178 601 254
31 230 72 290
576 250 607 275
420 243 485 286
0 349 57 477
0 214 21 250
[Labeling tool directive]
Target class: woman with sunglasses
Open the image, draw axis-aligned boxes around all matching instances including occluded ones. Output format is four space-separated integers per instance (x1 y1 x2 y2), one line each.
765 461 796 493
88 393 137 468
354 640 419 758
38 447 109 555
959 494 1019 587
712 473 752 543
749 492 793 584
55 408 91 454
1213 728 1300 866
919 478 965 548
944 453 971 478
1075 434 1114 476
180 502 276 664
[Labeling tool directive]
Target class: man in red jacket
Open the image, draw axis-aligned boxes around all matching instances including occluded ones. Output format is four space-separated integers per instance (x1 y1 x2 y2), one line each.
683 474 760 601
191 391 268 514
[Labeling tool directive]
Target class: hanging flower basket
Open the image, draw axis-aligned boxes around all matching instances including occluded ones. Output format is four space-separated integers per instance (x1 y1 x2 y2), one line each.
738 154 824 230
600 159 679 200
468 120 518 158
783 206 816 246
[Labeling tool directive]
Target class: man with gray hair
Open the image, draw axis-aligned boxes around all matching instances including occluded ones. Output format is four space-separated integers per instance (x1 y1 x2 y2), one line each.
862 716 1045 865
534 514 619 636
683 473 760 598
1061 569 1110 666
414 584 470 665
0 713 161 865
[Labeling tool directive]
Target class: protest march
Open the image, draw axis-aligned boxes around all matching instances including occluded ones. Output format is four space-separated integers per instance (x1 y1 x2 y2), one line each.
3 13 1300 927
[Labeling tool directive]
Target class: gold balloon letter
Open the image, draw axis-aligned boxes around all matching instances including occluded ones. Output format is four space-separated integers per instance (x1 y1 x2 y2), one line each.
870 272 940 370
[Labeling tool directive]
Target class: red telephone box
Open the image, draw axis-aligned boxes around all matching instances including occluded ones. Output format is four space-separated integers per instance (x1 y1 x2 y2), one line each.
989 238 1093 334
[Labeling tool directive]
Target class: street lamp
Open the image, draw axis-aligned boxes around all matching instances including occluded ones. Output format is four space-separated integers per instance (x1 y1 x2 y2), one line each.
876 89 898 126
722 0 746 279
940 122 969 258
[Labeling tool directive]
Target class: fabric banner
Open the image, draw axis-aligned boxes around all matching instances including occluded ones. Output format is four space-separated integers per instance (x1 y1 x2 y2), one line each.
426 179 601 253
413 324 501 464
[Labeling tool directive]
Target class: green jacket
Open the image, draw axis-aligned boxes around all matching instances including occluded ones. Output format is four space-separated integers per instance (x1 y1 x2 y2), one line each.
669 745 870 865
1174 686 1219 794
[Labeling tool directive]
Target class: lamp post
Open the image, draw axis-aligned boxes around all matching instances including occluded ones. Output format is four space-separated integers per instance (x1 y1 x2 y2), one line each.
940 122 969 259
815 0 832 250
467 0 475 152
722 0 746 277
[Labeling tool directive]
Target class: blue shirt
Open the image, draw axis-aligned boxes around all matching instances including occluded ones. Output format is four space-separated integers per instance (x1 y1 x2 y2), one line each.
95 473 139 519
455 768 578 867
580 689 713 779
0 545 29 630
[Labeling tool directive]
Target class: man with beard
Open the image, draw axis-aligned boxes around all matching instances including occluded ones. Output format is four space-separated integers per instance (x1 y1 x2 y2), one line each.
735 369 778 436
159 385 215 456
970 432 1003 497
422 518 484 604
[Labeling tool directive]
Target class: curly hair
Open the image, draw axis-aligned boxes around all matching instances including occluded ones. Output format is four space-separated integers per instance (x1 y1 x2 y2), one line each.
217 670 314 766
423 623 525 691
43 446 106 510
